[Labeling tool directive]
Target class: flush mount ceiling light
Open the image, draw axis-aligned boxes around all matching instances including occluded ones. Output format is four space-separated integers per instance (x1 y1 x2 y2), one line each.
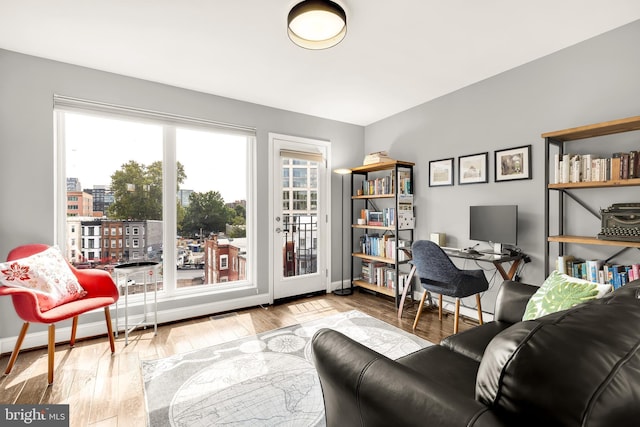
287 0 347 50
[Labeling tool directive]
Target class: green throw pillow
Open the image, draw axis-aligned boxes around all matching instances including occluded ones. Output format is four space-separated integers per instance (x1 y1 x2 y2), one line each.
522 270 612 321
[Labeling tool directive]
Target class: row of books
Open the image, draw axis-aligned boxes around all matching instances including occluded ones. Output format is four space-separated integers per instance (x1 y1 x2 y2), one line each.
557 255 640 289
358 194 414 229
363 176 394 195
361 171 412 195
359 234 411 261
362 208 397 226
553 151 640 184
360 260 409 291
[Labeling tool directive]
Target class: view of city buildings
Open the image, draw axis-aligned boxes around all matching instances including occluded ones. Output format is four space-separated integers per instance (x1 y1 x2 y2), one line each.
280 158 319 277
64 155 318 291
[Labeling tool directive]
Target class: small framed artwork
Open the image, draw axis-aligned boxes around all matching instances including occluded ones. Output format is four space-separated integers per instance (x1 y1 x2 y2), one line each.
429 158 454 187
458 152 488 185
495 145 532 182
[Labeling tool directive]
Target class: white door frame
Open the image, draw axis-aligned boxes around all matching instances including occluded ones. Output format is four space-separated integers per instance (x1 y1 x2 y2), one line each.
267 133 332 303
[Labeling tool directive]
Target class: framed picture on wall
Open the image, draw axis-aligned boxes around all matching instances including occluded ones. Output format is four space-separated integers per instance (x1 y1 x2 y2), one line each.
458 152 488 185
495 145 532 182
429 158 454 186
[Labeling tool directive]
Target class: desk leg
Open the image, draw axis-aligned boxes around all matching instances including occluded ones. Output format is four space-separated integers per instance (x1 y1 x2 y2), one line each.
493 259 522 280
397 265 416 319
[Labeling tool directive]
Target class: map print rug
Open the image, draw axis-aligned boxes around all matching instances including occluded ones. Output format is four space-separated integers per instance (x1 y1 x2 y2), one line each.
142 310 431 426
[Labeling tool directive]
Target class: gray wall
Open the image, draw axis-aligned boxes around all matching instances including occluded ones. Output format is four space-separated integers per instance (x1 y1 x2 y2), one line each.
0 48 363 341
1 19 639 342
364 20 640 313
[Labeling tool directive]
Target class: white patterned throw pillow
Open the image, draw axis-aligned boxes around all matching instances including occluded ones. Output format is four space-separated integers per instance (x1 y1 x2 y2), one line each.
0 246 87 312
523 270 612 321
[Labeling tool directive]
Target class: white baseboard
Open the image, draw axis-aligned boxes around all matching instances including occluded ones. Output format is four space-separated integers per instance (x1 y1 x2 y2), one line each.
410 290 495 323
439 299 495 323
0 294 270 356
0 284 493 355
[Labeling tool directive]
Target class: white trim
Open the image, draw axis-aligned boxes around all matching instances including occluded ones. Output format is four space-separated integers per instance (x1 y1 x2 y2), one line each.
163 126 177 294
268 133 332 303
0 294 270 355
53 94 256 136
52 101 259 314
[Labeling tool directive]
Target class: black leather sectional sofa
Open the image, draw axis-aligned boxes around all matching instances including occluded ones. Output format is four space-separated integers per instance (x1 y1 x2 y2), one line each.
311 279 640 426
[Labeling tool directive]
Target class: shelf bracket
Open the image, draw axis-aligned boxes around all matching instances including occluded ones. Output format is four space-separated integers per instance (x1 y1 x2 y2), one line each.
604 246 640 264
561 189 601 220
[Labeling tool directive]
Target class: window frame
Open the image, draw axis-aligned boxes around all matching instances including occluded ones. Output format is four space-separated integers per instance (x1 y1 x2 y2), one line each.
54 96 257 301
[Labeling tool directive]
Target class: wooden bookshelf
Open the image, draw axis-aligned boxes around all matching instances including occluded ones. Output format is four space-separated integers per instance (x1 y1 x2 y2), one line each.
349 160 414 308
352 194 395 200
543 115 640 276
542 115 640 142
548 178 640 189
352 224 395 231
352 279 394 297
351 160 415 173
547 235 640 249
352 252 395 264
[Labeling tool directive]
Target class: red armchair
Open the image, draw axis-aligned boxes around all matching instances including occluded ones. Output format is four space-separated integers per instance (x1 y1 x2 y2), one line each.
1 244 119 384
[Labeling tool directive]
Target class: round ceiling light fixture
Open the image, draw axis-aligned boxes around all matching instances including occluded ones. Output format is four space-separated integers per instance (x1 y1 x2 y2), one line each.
287 0 347 50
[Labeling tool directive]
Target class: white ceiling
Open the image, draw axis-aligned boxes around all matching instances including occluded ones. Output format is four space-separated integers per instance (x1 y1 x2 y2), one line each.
1 1 639 126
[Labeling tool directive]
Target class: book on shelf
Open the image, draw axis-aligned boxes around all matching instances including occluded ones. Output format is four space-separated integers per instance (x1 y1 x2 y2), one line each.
556 255 575 274
611 153 622 180
569 154 582 183
629 151 638 179
368 211 384 226
362 175 393 195
359 246 409 290
569 259 587 280
621 153 630 179
558 254 639 288
398 171 412 194
360 260 386 284
382 207 395 227
398 239 412 261
553 149 640 184
360 233 397 259
585 259 604 283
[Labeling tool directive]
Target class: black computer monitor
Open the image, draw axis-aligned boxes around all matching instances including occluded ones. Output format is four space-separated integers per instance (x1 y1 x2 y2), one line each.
469 205 518 249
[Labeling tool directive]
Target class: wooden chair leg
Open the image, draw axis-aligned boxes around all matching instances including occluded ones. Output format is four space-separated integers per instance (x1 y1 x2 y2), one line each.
4 322 29 375
412 290 428 330
70 316 79 347
476 294 484 325
104 307 116 354
454 298 461 334
438 294 443 320
48 324 55 385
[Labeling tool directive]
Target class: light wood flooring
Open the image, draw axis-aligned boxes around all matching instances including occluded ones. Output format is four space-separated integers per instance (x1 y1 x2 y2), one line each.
0 290 475 427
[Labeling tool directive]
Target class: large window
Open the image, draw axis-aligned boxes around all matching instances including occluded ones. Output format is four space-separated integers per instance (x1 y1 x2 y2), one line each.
55 98 255 297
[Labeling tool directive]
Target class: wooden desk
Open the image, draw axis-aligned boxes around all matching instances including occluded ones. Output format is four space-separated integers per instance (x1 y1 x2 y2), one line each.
397 249 525 319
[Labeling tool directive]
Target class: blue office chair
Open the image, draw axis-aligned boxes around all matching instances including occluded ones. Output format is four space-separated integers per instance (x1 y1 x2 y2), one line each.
411 240 488 333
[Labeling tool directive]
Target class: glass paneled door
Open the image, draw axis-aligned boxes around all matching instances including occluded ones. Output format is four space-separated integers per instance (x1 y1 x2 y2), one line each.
270 135 329 300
